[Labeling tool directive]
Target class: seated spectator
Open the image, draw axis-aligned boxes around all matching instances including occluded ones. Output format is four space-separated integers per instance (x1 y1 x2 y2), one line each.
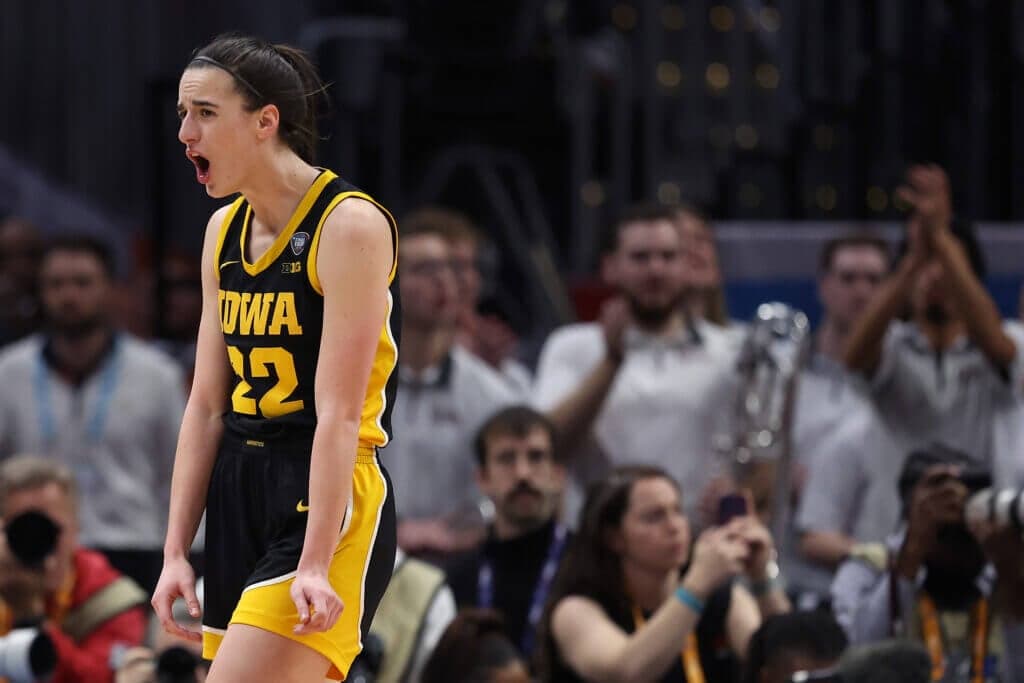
0 455 148 683
386 210 519 560
0 216 43 345
744 611 847 683
420 609 530 683
844 165 1021 467
362 549 457 683
537 465 788 683
534 204 740 524
447 405 568 657
831 446 1024 681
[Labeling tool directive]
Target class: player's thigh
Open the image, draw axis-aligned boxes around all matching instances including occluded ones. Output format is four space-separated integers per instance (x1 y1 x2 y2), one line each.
205 624 331 683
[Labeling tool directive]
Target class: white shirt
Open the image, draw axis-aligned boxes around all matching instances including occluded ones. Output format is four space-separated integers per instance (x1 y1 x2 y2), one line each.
533 321 739 522
385 345 520 520
0 334 185 550
993 321 1024 489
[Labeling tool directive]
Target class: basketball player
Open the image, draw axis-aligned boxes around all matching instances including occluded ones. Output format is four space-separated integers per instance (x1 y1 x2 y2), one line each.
151 34 399 682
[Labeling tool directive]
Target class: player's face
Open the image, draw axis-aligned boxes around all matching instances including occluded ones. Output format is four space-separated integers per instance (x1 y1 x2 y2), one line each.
177 67 260 199
477 427 564 531
819 246 887 330
398 234 460 328
611 220 687 326
39 250 112 337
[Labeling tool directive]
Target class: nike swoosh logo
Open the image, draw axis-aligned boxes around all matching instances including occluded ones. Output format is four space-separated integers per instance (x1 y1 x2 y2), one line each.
220 260 240 270
296 500 310 512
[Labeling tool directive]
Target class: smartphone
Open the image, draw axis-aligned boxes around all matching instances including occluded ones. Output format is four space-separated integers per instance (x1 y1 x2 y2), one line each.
717 494 749 525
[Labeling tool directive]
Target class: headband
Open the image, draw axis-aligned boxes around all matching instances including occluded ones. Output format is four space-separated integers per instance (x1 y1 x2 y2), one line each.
189 55 263 101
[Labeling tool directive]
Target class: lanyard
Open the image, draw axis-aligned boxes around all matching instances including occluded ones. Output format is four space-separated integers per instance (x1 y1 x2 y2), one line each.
34 338 121 443
478 524 567 655
632 606 705 683
918 594 989 683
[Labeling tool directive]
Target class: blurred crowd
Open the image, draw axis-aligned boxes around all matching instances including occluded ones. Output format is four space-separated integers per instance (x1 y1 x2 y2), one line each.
1 163 1023 682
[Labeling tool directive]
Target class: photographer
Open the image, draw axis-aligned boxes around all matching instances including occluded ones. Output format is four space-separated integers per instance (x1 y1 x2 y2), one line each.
0 456 147 682
832 446 1024 682
536 466 788 683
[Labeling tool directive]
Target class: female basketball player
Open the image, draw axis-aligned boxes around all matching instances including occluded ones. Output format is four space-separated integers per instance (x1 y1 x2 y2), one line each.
151 34 399 682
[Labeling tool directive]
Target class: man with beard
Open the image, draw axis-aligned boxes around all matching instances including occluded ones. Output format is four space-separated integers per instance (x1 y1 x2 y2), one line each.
831 446 1024 682
0 236 185 593
844 164 1021 466
533 203 739 523
446 405 568 657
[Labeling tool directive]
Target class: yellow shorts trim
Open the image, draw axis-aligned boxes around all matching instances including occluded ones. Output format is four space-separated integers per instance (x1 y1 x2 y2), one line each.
202 450 388 680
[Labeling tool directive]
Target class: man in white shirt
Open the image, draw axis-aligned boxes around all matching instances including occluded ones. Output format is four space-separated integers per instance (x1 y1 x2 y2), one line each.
533 203 739 523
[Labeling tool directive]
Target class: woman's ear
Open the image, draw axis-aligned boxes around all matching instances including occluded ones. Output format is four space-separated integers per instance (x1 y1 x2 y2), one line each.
255 104 281 141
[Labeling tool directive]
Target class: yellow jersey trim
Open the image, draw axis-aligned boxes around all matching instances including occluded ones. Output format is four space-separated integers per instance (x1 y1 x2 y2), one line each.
213 197 246 283
306 191 399 296
240 170 338 277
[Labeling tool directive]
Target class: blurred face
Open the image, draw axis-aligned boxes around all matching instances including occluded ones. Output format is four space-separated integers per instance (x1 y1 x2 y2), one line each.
608 220 686 327
819 245 887 330
40 250 112 337
675 212 720 290
177 66 265 198
449 238 483 310
911 261 954 325
399 234 460 329
3 483 78 593
477 426 564 532
614 477 691 573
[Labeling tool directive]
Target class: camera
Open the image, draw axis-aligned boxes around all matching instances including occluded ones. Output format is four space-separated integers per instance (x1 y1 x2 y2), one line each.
5 510 60 569
0 628 57 683
965 488 1024 532
156 645 207 683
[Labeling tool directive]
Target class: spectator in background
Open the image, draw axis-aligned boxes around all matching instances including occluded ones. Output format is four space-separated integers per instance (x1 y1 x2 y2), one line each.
0 235 185 593
0 216 43 345
537 465 787 683
420 609 530 683
414 206 532 395
831 446 1024 682
533 203 740 524
389 211 519 560
835 640 931 683
744 611 848 683
0 456 148 683
447 405 568 657
672 204 731 330
844 164 1021 466
786 234 893 607
153 252 203 386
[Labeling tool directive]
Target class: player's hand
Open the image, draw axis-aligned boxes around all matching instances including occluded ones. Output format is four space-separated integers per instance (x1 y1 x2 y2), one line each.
291 570 343 635
151 556 202 642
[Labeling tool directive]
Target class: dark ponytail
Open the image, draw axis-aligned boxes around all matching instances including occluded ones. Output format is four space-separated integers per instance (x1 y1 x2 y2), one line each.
188 33 328 163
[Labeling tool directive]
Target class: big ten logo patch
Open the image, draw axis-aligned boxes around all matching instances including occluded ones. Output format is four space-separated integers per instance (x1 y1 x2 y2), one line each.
282 261 303 274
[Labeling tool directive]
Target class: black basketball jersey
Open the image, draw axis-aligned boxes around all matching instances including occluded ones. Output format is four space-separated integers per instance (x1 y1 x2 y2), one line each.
213 170 400 446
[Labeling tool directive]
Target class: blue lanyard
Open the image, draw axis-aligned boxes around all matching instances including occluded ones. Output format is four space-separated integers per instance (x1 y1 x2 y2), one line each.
34 337 121 443
478 524 568 655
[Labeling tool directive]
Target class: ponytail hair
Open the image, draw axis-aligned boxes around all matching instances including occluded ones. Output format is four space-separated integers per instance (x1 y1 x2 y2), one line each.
187 33 328 163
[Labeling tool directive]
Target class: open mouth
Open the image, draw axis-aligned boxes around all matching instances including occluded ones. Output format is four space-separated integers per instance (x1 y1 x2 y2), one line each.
187 151 211 184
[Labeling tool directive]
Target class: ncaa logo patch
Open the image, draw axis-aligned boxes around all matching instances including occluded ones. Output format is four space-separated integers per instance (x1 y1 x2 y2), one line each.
291 232 310 256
